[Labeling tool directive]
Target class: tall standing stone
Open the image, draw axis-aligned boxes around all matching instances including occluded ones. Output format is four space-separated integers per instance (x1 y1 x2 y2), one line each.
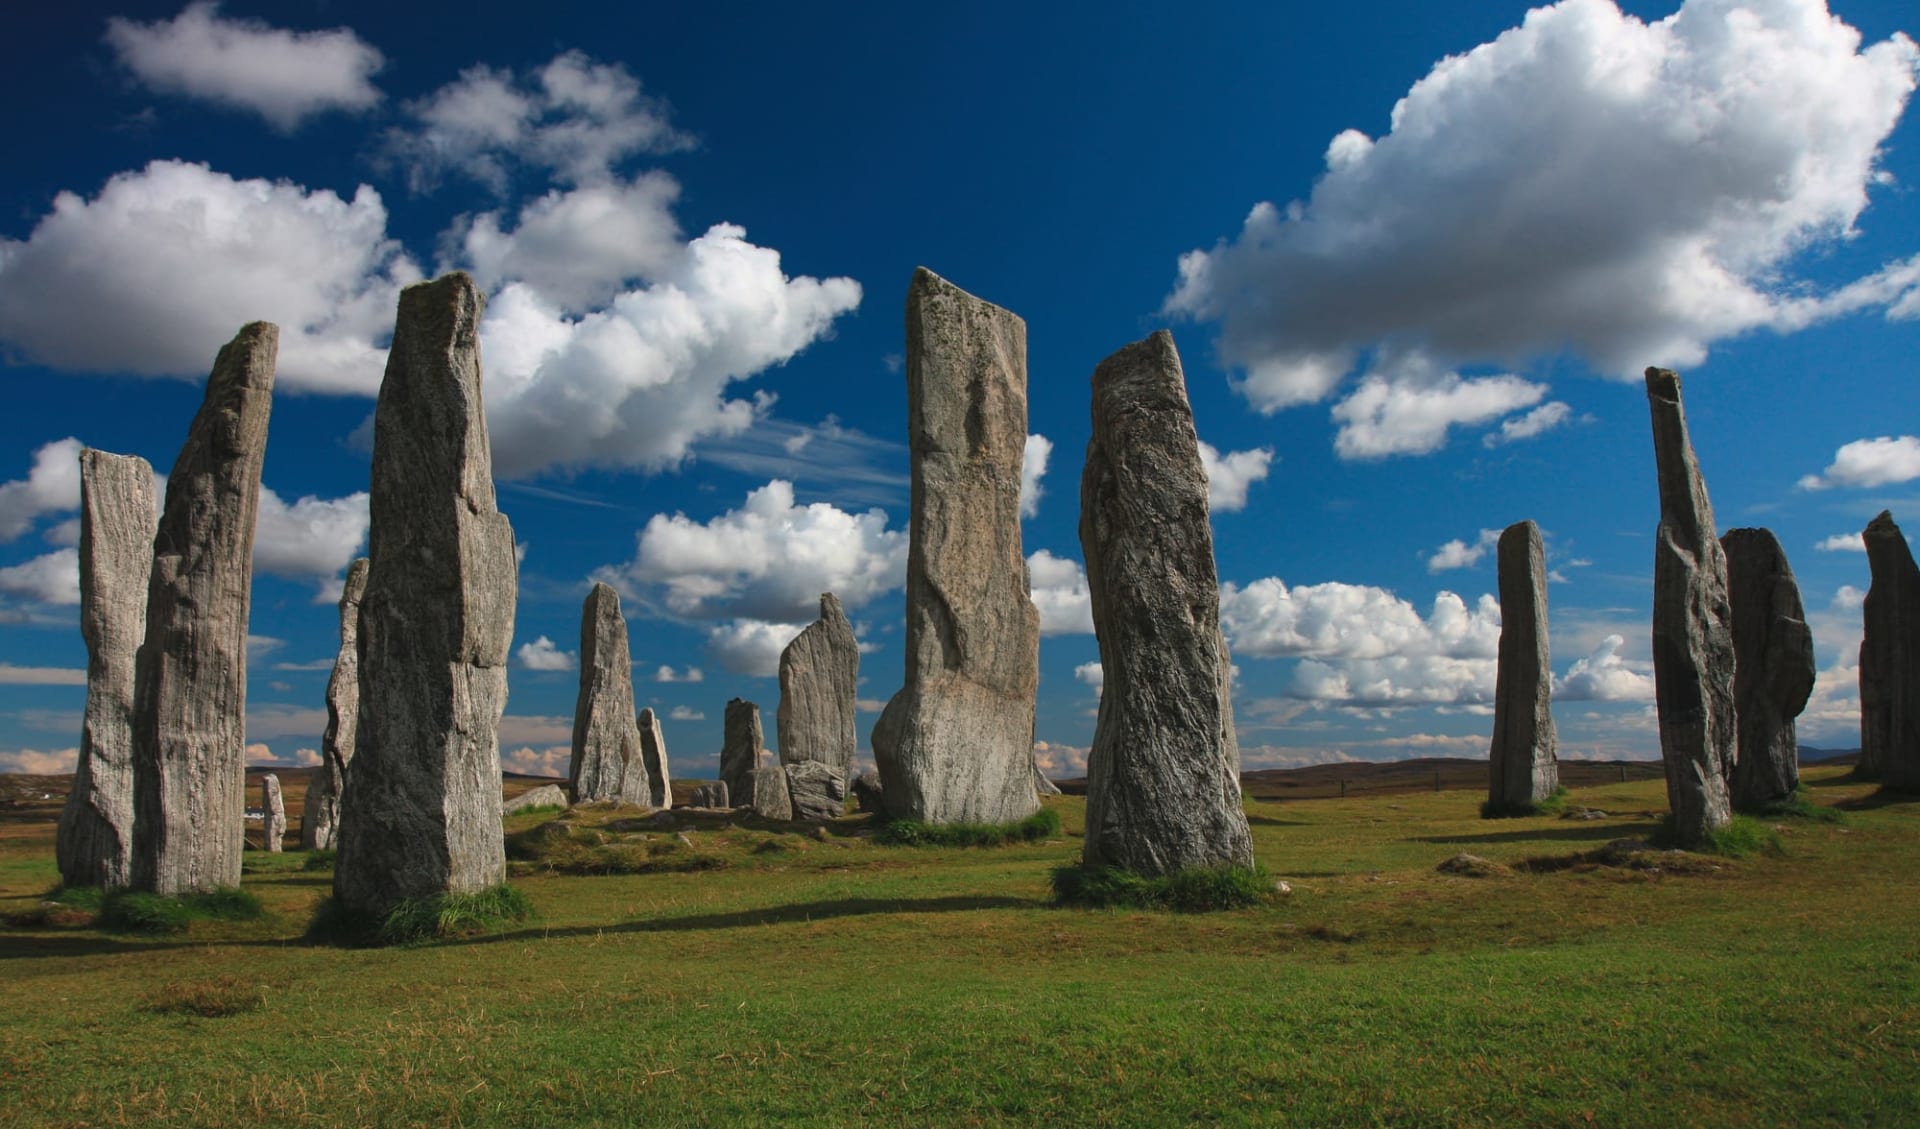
1078 331 1251 874
130 323 276 895
721 698 765 805
260 774 286 853
300 558 368 851
333 274 516 919
777 592 859 775
871 268 1040 825
1487 520 1560 813
1860 512 1920 789
1722 528 1814 810
638 707 672 809
1645 367 1736 845
56 450 155 889
569 582 647 805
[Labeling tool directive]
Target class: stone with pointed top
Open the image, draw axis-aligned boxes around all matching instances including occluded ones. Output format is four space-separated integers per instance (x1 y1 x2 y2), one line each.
333 274 516 919
1860 511 1920 788
569 582 647 805
778 592 859 773
1722 528 1814 810
638 707 671 809
130 323 276 895
720 698 765 805
56 450 154 889
301 558 368 851
261 774 286 852
1487 520 1560 814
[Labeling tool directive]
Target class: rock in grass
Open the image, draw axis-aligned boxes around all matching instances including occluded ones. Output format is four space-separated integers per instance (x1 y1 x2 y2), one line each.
689 782 729 808
1078 331 1252 875
850 769 884 813
784 761 847 821
1487 520 1560 813
1644 368 1735 846
261 774 285 852
56 450 154 890
1722 528 1814 810
638 707 672 809
568 582 647 805
301 557 367 852
333 274 515 920
749 765 793 821
720 698 765 806
871 268 1041 826
1437 853 1507 878
131 323 276 895
503 783 569 815
1860 511 1920 788
777 592 859 773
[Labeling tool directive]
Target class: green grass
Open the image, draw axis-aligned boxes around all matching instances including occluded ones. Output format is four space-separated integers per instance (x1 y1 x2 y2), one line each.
308 883 536 947
1757 790 1847 824
143 975 266 1018
1650 813 1783 858
1480 785 1568 819
98 887 264 934
301 849 336 871
1051 862 1276 911
872 807 1061 847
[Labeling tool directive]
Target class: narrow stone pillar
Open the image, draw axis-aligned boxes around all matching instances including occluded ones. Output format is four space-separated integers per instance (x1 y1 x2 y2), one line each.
1487 520 1559 813
777 592 859 774
301 558 368 851
261 774 286 853
720 698 765 805
638 707 672 809
569 582 647 804
1722 528 1814 810
1861 512 1920 790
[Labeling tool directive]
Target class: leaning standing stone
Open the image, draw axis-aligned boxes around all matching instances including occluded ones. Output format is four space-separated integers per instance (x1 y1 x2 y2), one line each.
1645 368 1736 845
130 323 276 895
301 557 368 852
1078 331 1252 875
56 450 154 890
569 582 647 804
1487 520 1560 813
333 274 516 919
871 268 1041 825
777 592 859 774
261 774 286 853
1722 528 1814 810
638 707 672 809
720 698 765 805
1860 512 1920 789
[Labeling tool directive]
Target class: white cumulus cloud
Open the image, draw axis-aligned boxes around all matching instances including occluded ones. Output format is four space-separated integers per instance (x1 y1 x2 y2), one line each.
1798 435 1920 490
667 706 705 722
1020 433 1052 519
1817 532 1866 552
1486 401 1574 447
252 488 368 594
450 173 684 314
1427 528 1502 573
1331 354 1548 459
655 665 704 683
1028 550 1093 636
1555 634 1655 701
0 438 83 542
1197 441 1274 512
706 618 808 677
1073 661 1104 692
516 636 577 671
0 548 79 606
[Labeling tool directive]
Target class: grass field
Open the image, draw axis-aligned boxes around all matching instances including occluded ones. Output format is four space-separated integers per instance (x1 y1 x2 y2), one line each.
0 764 1914 1127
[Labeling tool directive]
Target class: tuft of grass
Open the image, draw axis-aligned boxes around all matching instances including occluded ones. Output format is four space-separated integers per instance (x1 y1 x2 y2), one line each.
1052 862 1276 912
874 808 1061 848
507 803 567 819
302 849 336 871
47 884 106 911
309 884 535 947
99 887 264 935
1755 791 1845 824
145 975 266 1018
1651 814 1782 858
1480 786 1568 820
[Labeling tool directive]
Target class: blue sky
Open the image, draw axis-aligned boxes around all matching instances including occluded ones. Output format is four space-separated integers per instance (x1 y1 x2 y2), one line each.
1 0 1916 780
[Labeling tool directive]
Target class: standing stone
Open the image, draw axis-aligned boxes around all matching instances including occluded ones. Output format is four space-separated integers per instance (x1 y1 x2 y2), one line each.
1487 520 1560 813
720 698 765 805
130 323 276 895
333 274 516 919
777 592 859 774
785 761 849 821
1722 528 1815 810
56 450 154 889
638 707 672 809
568 582 647 805
748 765 793 821
300 558 368 852
871 268 1041 825
689 782 730 809
1645 368 1736 846
850 769 884 813
1078 330 1251 874
260 774 286 853
1860 512 1920 789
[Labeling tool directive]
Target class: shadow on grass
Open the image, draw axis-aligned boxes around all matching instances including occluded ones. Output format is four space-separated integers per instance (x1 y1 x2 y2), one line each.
452 894 1042 947
1412 822 1660 847
1838 788 1920 811
1245 814 1311 827
0 933 285 960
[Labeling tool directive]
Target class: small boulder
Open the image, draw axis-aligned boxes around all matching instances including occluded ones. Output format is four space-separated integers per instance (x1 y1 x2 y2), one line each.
749 765 793 821
850 769 884 814
504 783 570 815
785 761 847 821
689 782 730 809
1436 853 1507 878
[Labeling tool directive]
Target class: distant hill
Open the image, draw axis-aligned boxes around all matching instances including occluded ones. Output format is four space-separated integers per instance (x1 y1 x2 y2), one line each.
1799 746 1860 766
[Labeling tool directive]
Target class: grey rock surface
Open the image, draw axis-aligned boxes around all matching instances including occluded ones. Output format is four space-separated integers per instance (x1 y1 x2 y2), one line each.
850 769 884 813
568 582 647 805
1645 368 1736 846
1032 760 1062 796
749 765 792 821
1722 528 1814 810
871 268 1041 826
261 774 286 852
333 274 516 918
56 450 154 889
1860 511 1920 788
301 557 368 852
130 323 276 895
1077 330 1252 875
784 761 847 821
720 698 765 805
503 783 570 815
777 592 859 772
638 707 672 809
1487 520 1560 812
689 782 730 808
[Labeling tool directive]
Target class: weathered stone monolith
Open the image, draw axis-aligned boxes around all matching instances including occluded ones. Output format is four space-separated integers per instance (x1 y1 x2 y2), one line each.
260 774 286 852
638 707 671 809
1861 512 1920 789
785 761 848 821
333 273 516 919
689 782 729 808
871 268 1040 825
1645 367 1735 845
1722 528 1814 810
503 783 569 815
749 765 793 820
720 698 765 804
1078 331 1252 875
1487 520 1560 814
300 557 368 852
56 450 154 889
777 592 858 774
569 582 647 805
130 323 276 895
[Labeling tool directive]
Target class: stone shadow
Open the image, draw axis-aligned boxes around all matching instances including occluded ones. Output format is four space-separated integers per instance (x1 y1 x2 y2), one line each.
1411 822 1661 847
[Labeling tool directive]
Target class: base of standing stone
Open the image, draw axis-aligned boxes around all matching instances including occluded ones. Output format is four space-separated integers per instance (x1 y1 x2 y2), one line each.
308 883 533 947
1479 787 1568 820
1049 862 1276 912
